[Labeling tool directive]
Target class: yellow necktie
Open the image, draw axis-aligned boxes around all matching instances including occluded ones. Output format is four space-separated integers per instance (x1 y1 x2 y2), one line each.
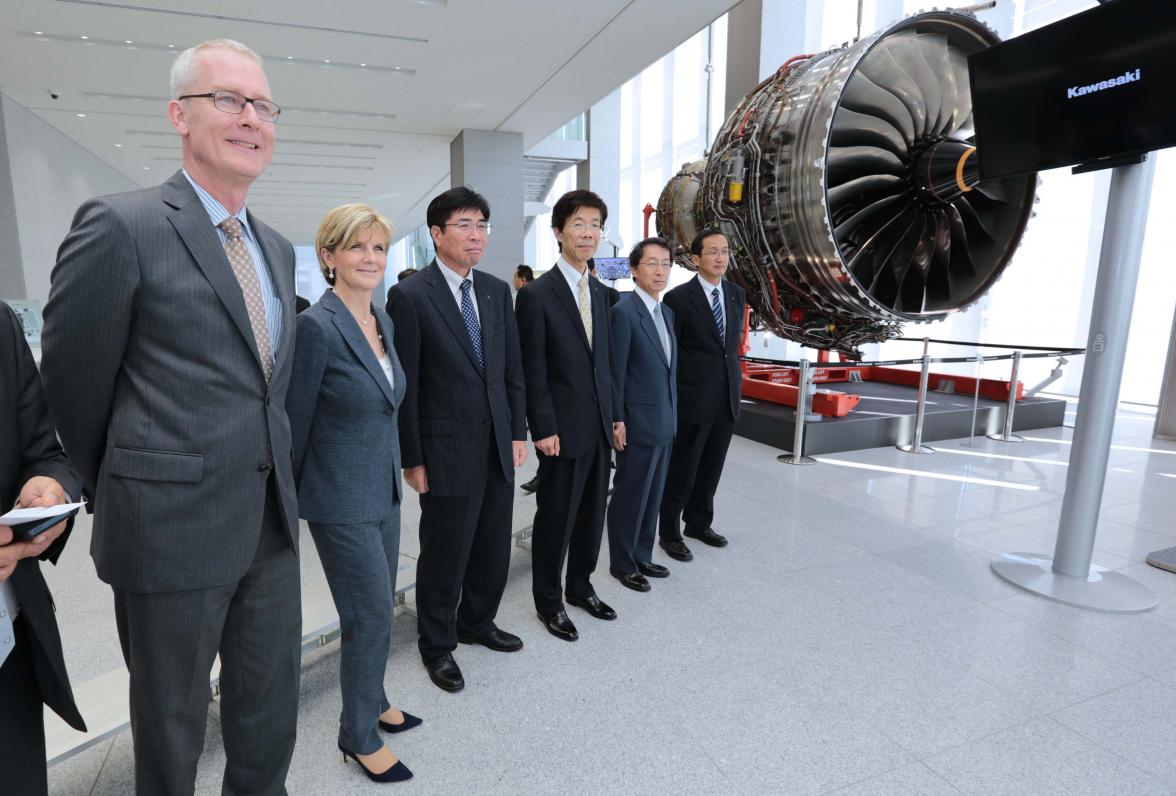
577 274 593 351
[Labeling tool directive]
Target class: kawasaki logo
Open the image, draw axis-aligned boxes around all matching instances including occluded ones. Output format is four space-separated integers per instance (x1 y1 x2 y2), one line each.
1067 69 1141 99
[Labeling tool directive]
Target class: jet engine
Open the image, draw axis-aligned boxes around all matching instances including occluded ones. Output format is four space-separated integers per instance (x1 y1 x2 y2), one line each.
657 11 1036 353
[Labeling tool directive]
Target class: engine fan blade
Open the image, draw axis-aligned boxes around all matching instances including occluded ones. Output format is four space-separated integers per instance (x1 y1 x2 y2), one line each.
838 71 917 146
884 32 942 140
830 107 909 156
972 178 1009 203
825 145 906 186
848 206 917 289
946 205 978 280
833 192 906 243
826 174 906 222
857 42 927 142
918 33 957 135
947 48 974 136
924 210 954 308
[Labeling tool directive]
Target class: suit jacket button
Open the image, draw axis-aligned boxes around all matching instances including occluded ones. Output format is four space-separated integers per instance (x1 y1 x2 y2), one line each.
258 463 273 472
484 418 492 425
591 394 598 402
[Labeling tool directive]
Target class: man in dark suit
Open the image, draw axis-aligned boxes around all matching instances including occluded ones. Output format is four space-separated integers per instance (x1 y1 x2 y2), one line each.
41 40 302 793
0 301 86 796
516 189 617 641
659 228 746 561
606 239 677 592
388 187 528 692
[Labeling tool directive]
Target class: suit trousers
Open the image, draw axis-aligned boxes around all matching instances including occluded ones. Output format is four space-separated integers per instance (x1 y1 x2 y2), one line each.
416 439 513 663
0 617 48 796
607 442 671 574
659 410 737 541
309 503 401 755
531 437 610 614
113 479 301 796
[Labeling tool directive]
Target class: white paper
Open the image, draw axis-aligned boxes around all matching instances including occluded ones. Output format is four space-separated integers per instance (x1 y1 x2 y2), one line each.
0 501 86 524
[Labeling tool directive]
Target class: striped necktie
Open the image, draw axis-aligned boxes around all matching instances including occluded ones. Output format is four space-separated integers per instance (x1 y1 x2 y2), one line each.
710 286 725 339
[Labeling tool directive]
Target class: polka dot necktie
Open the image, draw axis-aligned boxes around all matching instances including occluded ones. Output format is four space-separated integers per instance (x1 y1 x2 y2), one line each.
218 217 273 383
460 278 484 368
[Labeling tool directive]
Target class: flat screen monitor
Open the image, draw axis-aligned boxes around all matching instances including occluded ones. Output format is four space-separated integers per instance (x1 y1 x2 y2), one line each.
969 0 1176 180
591 257 631 281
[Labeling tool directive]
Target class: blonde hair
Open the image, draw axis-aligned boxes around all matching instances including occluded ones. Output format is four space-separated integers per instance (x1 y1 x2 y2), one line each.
316 204 396 285
170 39 264 98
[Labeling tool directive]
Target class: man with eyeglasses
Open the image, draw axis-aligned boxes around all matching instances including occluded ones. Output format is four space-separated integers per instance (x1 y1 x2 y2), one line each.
606 238 677 593
387 187 528 692
516 189 617 641
41 39 301 793
658 228 746 562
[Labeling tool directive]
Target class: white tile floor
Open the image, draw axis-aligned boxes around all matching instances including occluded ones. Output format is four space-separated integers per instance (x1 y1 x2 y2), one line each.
46 407 1176 794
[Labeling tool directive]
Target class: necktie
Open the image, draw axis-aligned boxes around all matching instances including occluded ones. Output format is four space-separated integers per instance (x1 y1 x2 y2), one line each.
0 584 15 669
218 218 273 383
460 278 484 368
653 303 671 363
578 274 593 351
711 287 725 340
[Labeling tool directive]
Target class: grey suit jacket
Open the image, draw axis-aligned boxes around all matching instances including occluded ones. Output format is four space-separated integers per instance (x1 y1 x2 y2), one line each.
40 170 300 593
287 289 406 524
610 292 678 447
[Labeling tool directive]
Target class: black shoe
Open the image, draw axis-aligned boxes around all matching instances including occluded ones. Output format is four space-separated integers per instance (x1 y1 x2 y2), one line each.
684 527 728 548
457 628 523 652
537 610 579 641
339 743 414 783
567 592 618 620
660 539 694 562
609 567 651 592
378 711 423 734
636 561 670 578
520 475 539 494
424 653 464 692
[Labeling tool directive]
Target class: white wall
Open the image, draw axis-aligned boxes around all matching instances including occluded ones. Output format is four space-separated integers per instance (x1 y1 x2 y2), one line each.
1 93 140 304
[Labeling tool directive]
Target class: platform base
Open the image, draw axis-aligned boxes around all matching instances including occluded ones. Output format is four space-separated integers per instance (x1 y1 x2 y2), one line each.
896 443 934 454
777 453 817 466
991 552 1157 612
987 432 1025 442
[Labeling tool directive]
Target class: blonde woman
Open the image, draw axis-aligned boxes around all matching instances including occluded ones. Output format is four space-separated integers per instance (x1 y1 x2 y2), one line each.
286 204 416 783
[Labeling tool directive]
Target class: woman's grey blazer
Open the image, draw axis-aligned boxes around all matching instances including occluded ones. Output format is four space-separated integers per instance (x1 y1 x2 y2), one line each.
287 289 406 525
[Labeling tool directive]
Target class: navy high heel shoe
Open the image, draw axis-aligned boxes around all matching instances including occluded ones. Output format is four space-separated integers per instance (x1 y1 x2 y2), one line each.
379 711 423 734
338 743 414 783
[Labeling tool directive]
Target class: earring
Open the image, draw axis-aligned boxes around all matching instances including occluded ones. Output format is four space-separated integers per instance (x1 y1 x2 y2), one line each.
328 267 335 280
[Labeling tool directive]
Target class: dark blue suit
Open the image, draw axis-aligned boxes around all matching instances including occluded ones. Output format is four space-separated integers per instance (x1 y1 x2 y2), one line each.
607 292 677 574
387 262 526 662
286 288 406 756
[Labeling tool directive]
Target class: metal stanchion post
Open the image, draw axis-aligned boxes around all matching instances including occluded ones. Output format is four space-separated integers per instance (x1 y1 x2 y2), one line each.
778 358 817 465
987 350 1025 442
960 352 984 447
897 342 934 454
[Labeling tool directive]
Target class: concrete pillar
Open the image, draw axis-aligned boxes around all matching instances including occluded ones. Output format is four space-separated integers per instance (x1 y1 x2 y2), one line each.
725 0 822 113
577 90 622 256
450 129 524 284
0 97 27 300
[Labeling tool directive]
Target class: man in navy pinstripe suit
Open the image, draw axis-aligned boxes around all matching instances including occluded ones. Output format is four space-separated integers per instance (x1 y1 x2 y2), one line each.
387 187 528 693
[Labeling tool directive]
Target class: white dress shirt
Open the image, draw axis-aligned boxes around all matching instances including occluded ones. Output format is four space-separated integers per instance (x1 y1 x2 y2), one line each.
436 256 480 324
633 285 671 362
697 273 725 333
556 258 591 313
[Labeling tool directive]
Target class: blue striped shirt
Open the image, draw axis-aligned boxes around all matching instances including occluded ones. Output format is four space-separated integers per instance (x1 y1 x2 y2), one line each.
182 170 283 361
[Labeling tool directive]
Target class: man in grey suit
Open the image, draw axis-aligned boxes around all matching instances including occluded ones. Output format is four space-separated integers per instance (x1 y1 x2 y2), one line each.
40 39 300 795
606 238 677 592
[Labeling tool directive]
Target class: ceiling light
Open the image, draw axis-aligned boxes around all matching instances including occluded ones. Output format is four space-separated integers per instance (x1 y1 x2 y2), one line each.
34 30 43 35
168 44 175 48
359 63 366 67
80 35 88 39
76 113 85 118
124 40 133 44
143 166 149 170
287 55 293 59
115 143 123 148
323 59 331 63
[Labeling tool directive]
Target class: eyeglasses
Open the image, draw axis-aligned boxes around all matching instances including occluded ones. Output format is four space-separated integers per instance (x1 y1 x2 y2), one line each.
444 221 492 236
639 259 672 268
567 221 607 235
177 90 281 123
701 249 730 258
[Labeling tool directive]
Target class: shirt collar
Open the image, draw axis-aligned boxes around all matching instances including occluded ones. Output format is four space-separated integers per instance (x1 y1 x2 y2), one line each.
436 256 473 293
696 273 723 298
633 285 660 314
557 258 589 291
182 169 252 239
